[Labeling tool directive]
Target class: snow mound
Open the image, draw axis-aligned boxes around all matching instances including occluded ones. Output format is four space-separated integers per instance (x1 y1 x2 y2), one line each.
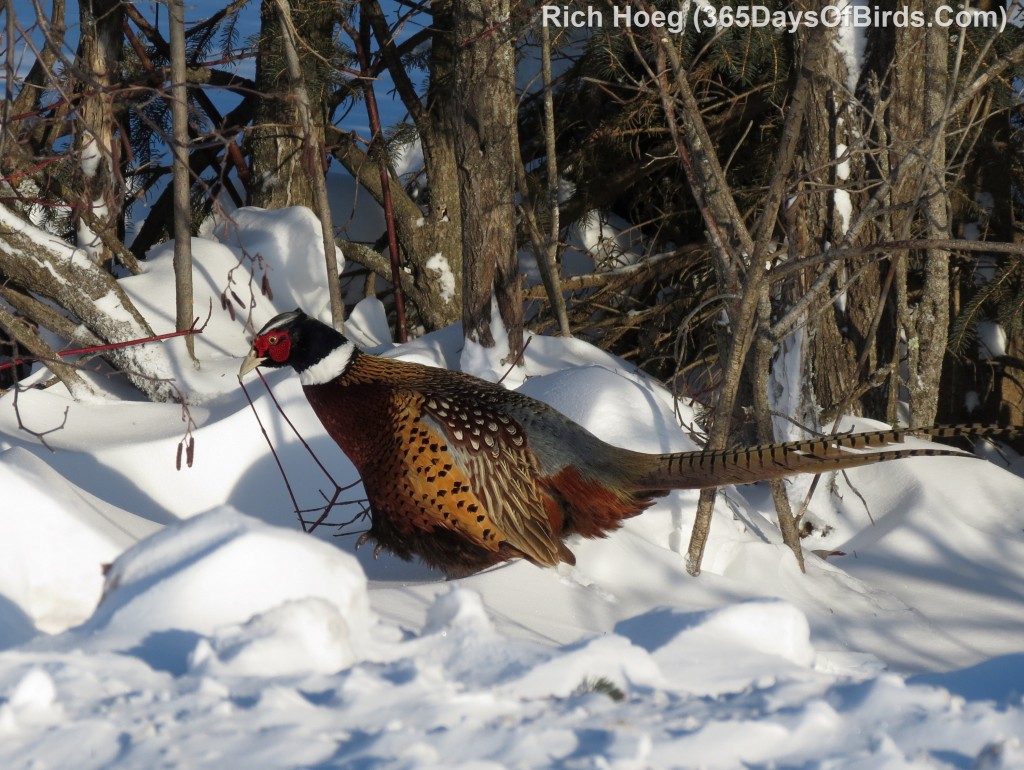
189 597 357 677
87 508 374 665
213 207 344 327
345 296 394 349
0 447 160 634
0 668 62 734
616 600 816 696
517 364 692 453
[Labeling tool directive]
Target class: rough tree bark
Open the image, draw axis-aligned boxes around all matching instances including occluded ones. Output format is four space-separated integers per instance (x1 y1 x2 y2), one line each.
0 301 92 397
451 0 523 360
275 0 344 330
900 6 951 426
248 0 333 210
784 14 888 426
328 0 466 332
777 0 961 431
74 0 124 265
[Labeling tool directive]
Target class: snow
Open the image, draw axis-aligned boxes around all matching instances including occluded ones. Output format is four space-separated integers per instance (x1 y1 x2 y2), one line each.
76 138 109 262
834 184 852 236
87 508 374 670
0 205 73 288
769 326 810 441
211 206 346 328
0 448 160 633
832 0 868 94
75 218 102 263
78 136 103 180
835 142 851 181
569 209 645 270
424 252 457 302
460 296 526 387
978 320 1008 359
344 296 392 348
3 206 1024 768
966 390 981 413
831 9 861 241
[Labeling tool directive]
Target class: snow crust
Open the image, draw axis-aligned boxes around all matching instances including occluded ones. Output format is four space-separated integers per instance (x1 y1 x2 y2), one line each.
3 207 1024 768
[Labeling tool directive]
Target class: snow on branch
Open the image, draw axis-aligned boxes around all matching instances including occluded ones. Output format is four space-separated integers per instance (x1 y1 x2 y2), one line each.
0 204 179 401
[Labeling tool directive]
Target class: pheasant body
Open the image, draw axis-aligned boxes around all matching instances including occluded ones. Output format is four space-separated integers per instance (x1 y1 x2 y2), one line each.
299 353 653 574
241 310 988 577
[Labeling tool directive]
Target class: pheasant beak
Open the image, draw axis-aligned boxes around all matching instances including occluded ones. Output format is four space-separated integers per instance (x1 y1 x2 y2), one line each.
238 348 266 378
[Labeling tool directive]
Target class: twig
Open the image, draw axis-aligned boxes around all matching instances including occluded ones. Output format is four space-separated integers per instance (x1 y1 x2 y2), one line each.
239 375 304 528
11 385 68 452
239 368 365 535
498 335 533 384
255 369 343 486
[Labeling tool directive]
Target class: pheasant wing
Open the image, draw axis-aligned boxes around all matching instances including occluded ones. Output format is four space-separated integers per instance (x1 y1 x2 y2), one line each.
410 387 567 568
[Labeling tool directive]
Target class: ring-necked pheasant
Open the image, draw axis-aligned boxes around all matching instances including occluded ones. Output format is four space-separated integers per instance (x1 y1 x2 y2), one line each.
240 309 992 577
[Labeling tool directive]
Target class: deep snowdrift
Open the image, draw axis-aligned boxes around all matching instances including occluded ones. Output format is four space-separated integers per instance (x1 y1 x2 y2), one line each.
2 207 1024 769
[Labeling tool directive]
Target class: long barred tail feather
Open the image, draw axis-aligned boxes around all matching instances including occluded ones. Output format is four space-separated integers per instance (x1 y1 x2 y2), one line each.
634 423 1022 492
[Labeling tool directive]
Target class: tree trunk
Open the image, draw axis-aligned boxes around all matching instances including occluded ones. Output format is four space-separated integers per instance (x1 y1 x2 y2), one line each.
169 0 197 361
74 0 123 265
786 0 952 427
856 0 952 426
327 0 464 332
0 302 93 397
784 20 885 427
451 0 523 361
411 0 465 329
248 0 333 209
276 0 344 330
904 7 951 426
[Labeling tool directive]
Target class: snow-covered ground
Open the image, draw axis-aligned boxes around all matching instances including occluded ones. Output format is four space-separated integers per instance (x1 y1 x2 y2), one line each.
2 207 1024 769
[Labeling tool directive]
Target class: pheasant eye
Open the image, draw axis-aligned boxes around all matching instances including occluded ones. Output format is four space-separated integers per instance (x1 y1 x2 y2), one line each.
265 329 292 362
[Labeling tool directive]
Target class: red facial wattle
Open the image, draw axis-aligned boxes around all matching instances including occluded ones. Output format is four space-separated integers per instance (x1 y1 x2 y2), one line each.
255 330 292 363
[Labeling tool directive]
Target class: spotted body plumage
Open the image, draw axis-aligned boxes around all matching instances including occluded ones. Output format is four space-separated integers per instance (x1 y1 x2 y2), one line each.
301 354 590 573
241 310 1000 577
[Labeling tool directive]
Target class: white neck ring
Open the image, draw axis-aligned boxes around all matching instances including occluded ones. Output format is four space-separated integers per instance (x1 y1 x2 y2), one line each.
298 342 355 385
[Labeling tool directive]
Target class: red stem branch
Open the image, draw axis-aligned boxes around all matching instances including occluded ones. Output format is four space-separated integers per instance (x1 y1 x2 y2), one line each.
0 319 205 374
356 2 408 342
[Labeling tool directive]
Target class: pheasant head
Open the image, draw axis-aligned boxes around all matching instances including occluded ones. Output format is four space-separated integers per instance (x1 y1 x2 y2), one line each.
239 310 357 385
